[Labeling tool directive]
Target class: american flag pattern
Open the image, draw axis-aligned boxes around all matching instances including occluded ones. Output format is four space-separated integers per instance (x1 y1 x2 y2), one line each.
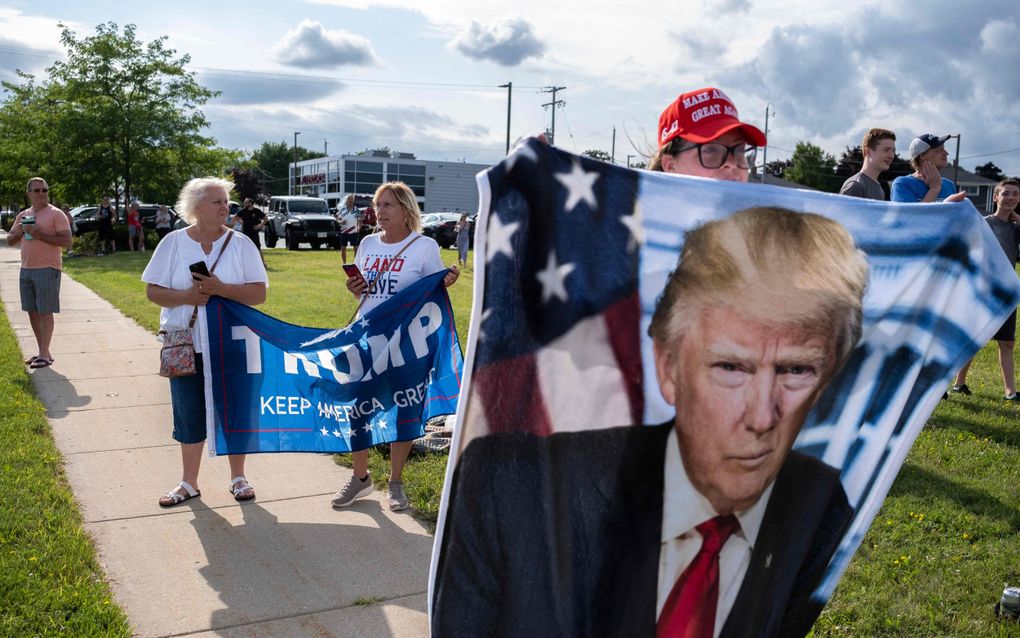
432 139 1020 609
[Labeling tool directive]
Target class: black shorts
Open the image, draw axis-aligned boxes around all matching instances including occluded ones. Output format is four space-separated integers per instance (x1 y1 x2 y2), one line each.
339 233 360 248
993 310 1017 342
98 220 113 240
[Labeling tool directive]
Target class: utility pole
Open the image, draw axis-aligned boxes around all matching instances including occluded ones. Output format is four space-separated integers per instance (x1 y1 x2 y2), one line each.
541 86 566 146
499 82 512 155
324 139 328 156
292 131 301 195
950 134 962 189
760 103 772 183
611 126 616 164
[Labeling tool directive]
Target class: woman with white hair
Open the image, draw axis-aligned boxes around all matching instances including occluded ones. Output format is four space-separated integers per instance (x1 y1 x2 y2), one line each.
142 177 269 507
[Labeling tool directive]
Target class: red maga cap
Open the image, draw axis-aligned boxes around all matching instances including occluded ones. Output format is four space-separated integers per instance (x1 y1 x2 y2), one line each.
658 87 766 148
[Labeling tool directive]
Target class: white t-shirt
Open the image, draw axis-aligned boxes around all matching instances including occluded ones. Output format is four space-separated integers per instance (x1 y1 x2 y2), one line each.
355 231 445 317
141 228 268 353
337 206 359 233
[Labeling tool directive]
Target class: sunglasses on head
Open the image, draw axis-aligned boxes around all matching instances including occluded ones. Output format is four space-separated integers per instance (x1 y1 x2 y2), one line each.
29 188 48 193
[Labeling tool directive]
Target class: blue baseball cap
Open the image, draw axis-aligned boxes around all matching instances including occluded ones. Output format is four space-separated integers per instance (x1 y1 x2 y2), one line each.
908 134 950 160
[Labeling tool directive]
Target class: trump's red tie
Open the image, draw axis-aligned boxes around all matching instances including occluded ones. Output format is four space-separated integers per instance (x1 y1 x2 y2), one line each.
657 514 741 638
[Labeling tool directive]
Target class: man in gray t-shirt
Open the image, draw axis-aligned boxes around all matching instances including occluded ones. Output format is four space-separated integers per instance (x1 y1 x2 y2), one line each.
952 179 1020 400
840 128 896 201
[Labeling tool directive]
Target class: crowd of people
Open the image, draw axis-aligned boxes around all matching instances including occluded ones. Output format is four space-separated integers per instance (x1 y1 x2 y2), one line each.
4 82 1018 637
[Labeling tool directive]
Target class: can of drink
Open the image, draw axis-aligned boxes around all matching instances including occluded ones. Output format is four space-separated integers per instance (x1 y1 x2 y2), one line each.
996 586 1020 620
21 215 35 240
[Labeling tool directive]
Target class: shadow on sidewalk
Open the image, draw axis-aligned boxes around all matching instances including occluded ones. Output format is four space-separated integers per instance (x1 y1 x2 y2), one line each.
29 364 91 417
189 499 432 634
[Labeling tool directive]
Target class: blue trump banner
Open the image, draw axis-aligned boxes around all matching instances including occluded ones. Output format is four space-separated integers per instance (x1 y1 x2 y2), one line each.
202 269 463 455
430 140 1020 637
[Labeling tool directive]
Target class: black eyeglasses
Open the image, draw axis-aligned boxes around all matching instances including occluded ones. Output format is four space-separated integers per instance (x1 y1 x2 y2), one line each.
676 142 757 170
29 188 49 193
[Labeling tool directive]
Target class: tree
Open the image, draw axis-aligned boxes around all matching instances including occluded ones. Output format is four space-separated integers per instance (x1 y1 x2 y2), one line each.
0 22 230 207
581 149 613 163
228 162 267 204
764 159 792 179
250 141 326 196
785 141 840 192
975 161 1005 182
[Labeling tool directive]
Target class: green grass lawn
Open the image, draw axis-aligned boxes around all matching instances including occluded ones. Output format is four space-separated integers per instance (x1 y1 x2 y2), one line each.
63 248 1020 636
0 300 131 637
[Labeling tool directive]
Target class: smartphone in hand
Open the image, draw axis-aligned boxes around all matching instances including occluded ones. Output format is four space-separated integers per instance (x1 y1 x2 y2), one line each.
342 263 365 284
189 261 211 278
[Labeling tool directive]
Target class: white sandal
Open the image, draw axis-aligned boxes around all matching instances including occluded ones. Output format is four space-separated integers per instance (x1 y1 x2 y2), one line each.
229 476 256 501
159 480 200 507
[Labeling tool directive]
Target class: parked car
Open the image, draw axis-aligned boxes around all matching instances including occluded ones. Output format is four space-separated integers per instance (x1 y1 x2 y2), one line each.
134 203 179 230
265 195 341 250
423 212 475 249
68 205 100 236
1 208 18 232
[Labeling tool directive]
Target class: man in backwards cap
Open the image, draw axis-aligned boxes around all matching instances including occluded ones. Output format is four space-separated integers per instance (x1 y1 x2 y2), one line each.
650 87 766 182
891 134 965 203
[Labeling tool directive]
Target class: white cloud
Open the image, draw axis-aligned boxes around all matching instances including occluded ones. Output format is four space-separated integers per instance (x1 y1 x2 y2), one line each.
272 19 378 69
450 17 545 66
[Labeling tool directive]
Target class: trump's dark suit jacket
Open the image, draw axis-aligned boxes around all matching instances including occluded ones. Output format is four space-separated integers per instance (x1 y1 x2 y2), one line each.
432 421 853 638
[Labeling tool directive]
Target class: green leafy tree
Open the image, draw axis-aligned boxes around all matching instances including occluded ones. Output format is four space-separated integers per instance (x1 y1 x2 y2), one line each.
581 149 613 162
975 162 1005 182
785 141 840 192
250 141 326 196
764 159 792 179
0 22 230 207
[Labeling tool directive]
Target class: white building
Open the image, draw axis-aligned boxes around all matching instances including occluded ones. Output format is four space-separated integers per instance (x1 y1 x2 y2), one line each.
289 150 491 213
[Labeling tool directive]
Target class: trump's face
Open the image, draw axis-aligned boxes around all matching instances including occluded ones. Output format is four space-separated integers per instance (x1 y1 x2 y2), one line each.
654 304 837 515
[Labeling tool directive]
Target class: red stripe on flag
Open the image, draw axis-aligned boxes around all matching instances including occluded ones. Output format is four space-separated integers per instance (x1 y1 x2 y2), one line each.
603 292 644 425
474 354 552 436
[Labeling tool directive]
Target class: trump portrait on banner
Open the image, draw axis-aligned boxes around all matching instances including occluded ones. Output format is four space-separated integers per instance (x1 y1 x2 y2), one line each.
432 207 869 638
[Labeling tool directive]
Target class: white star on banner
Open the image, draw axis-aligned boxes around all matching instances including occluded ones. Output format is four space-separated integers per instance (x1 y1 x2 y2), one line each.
332 428 343 438
358 317 370 329
378 419 388 429
505 141 538 173
478 307 493 341
341 323 354 335
362 424 373 433
536 251 575 303
619 204 644 250
487 215 520 262
555 160 599 212
320 427 329 436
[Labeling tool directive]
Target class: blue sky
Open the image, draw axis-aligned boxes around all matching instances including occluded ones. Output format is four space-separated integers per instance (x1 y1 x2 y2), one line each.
2 0 1019 175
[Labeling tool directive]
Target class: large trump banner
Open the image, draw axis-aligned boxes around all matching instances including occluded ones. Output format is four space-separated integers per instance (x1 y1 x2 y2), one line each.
201 270 463 455
429 140 1020 637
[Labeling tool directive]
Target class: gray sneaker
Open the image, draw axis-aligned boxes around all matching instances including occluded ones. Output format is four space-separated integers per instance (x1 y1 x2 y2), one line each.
331 473 372 507
388 481 409 511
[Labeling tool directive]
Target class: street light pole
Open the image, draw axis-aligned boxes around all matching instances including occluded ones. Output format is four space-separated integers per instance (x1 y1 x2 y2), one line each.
950 134 961 189
499 82 512 155
292 131 301 195
626 154 634 168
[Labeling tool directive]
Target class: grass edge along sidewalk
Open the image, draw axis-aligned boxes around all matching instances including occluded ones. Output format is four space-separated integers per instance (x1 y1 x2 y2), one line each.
0 298 131 638
64 252 1020 636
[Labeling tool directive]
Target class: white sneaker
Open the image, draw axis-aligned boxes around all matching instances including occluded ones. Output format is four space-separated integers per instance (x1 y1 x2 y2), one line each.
331 472 372 507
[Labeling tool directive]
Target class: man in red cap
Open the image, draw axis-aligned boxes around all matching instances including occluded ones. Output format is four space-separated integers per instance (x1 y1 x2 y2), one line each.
649 87 766 182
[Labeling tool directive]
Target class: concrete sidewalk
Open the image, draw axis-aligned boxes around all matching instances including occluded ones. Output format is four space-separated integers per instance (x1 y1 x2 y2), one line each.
0 240 432 638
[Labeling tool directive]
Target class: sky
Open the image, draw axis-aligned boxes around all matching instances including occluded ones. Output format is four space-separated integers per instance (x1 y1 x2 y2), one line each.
1 0 1019 175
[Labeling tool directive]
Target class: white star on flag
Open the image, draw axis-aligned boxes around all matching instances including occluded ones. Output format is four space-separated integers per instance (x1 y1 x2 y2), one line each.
555 160 599 212
536 251 575 303
378 419 389 429
320 427 329 436
358 317 370 329
478 307 493 341
341 323 354 335
505 140 538 173
362 424 373 433
619 205 644 250
487 215 520 262
332 429 343 437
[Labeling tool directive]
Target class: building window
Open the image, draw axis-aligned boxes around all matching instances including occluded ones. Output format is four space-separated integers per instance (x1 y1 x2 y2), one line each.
964 185 980 195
